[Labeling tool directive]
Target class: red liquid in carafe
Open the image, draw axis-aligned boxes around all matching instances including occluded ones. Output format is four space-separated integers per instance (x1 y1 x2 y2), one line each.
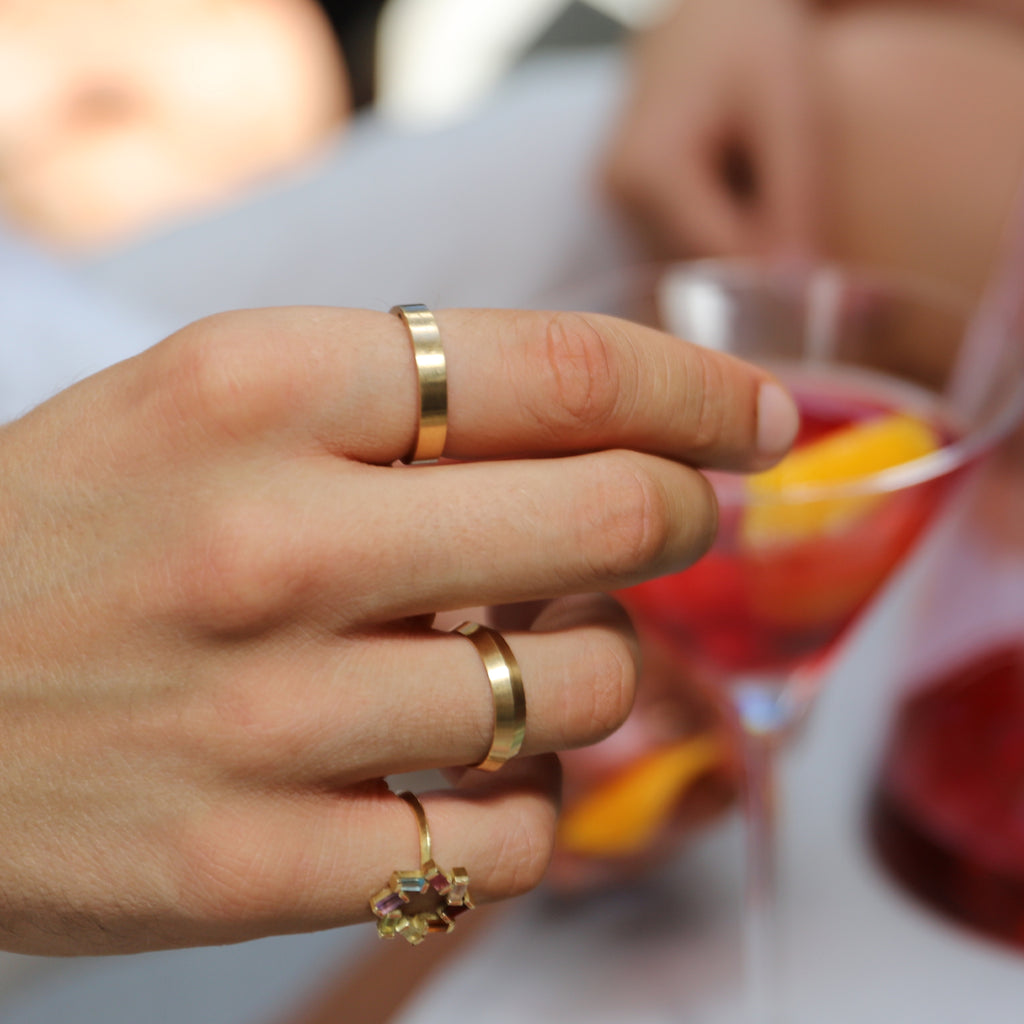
870 646 1024 949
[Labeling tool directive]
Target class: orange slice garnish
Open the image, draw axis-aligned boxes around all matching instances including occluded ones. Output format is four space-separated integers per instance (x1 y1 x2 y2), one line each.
557 735 724 857
743 413 940 547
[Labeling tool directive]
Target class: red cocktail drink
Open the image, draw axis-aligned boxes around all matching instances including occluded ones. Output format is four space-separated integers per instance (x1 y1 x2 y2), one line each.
621 379 957 679
548 260 1024 1023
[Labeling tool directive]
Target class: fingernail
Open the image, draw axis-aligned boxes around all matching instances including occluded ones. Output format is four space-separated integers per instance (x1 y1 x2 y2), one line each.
756 381 800 461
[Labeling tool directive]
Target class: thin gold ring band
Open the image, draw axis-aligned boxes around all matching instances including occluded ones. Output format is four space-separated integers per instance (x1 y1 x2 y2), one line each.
390 303 447 463
398 790 432 866
453 621 526 772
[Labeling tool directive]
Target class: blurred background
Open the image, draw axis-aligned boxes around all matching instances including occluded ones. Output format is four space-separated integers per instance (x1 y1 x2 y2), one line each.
0 0 669 251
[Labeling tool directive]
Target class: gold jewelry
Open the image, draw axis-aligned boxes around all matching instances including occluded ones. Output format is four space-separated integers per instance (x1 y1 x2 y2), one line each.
369 791 473 945
390 303 447 463
453 622 526 772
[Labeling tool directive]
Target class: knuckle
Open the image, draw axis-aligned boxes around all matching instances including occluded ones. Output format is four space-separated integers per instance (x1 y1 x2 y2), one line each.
685 352 728 458
572 629 638 744
161 318 252 433
579 452 675 582
527 312 624 436
157 316 295 441
193 670 293 767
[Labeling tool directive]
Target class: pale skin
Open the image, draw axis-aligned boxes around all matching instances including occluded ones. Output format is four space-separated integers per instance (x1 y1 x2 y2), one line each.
0 306 799 955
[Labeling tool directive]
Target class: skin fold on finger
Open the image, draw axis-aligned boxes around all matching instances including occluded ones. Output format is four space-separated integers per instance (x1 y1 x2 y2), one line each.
193 597 637 785
168 754 560 942
608 101 755 258
665 132 760 256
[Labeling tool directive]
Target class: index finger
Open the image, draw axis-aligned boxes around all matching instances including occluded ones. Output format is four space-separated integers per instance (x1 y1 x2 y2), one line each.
168 306 799 470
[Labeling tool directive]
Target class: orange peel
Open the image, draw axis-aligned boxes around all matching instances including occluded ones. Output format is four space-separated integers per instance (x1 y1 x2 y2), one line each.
557 735 725 857
744 413 940 546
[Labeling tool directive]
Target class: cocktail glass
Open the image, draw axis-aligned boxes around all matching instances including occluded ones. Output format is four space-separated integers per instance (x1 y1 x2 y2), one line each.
555 260 1024 1022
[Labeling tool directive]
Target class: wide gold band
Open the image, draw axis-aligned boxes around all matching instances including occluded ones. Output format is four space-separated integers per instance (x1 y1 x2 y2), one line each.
454 621 526 772
369 791 473 945
390 303 447 463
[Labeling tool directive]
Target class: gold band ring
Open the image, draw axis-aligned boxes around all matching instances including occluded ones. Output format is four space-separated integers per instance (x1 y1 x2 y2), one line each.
369 791 473 945
454 622 526 772
390 304 447 463
401 790 433 866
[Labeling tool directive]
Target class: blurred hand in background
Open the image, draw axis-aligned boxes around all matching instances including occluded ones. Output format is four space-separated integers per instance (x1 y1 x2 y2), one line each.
603 0 819 263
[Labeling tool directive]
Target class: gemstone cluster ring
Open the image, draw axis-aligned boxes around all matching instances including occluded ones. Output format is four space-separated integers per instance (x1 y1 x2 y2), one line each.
369 791 473 945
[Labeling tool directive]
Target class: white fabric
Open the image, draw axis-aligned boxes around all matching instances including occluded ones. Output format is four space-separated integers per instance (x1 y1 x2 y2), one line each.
0 232 175 424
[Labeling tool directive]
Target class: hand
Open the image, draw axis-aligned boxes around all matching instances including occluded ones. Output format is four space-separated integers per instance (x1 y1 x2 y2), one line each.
604 0 819 260
0 306 797 954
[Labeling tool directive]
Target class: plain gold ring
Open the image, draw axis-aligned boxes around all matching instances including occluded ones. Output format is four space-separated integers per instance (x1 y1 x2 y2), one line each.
453 621 527 772
390 303 447 463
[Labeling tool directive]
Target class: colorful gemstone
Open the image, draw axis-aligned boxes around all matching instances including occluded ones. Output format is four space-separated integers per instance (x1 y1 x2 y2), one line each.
395 914 428 945
373 892 404 916
398 873 428 893
371 860 472 943
428 872 451 895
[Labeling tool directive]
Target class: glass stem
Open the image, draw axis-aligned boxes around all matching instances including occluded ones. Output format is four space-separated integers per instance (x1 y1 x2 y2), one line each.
740 724 784 1024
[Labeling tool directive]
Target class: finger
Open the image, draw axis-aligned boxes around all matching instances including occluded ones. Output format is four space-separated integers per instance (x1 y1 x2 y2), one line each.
439 307 798 470
657 131 759 257
183 449 718 629
157 305 799 471
750 66 819 261
606 105 754 257
192 596 638 782
352 453 715 615
172 755 561 940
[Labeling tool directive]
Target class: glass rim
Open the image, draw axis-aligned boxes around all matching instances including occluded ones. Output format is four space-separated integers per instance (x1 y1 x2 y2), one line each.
712 404 1023 508
655 259 1024 507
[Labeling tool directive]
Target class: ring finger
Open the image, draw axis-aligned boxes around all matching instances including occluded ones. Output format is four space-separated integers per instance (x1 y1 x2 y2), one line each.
193 594 639 785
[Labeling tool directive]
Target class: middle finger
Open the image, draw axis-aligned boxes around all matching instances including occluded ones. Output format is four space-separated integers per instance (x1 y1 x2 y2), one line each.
229 449 718 626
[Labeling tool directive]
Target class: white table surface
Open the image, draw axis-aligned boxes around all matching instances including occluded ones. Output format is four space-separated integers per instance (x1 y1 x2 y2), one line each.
1 48 1022 1024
